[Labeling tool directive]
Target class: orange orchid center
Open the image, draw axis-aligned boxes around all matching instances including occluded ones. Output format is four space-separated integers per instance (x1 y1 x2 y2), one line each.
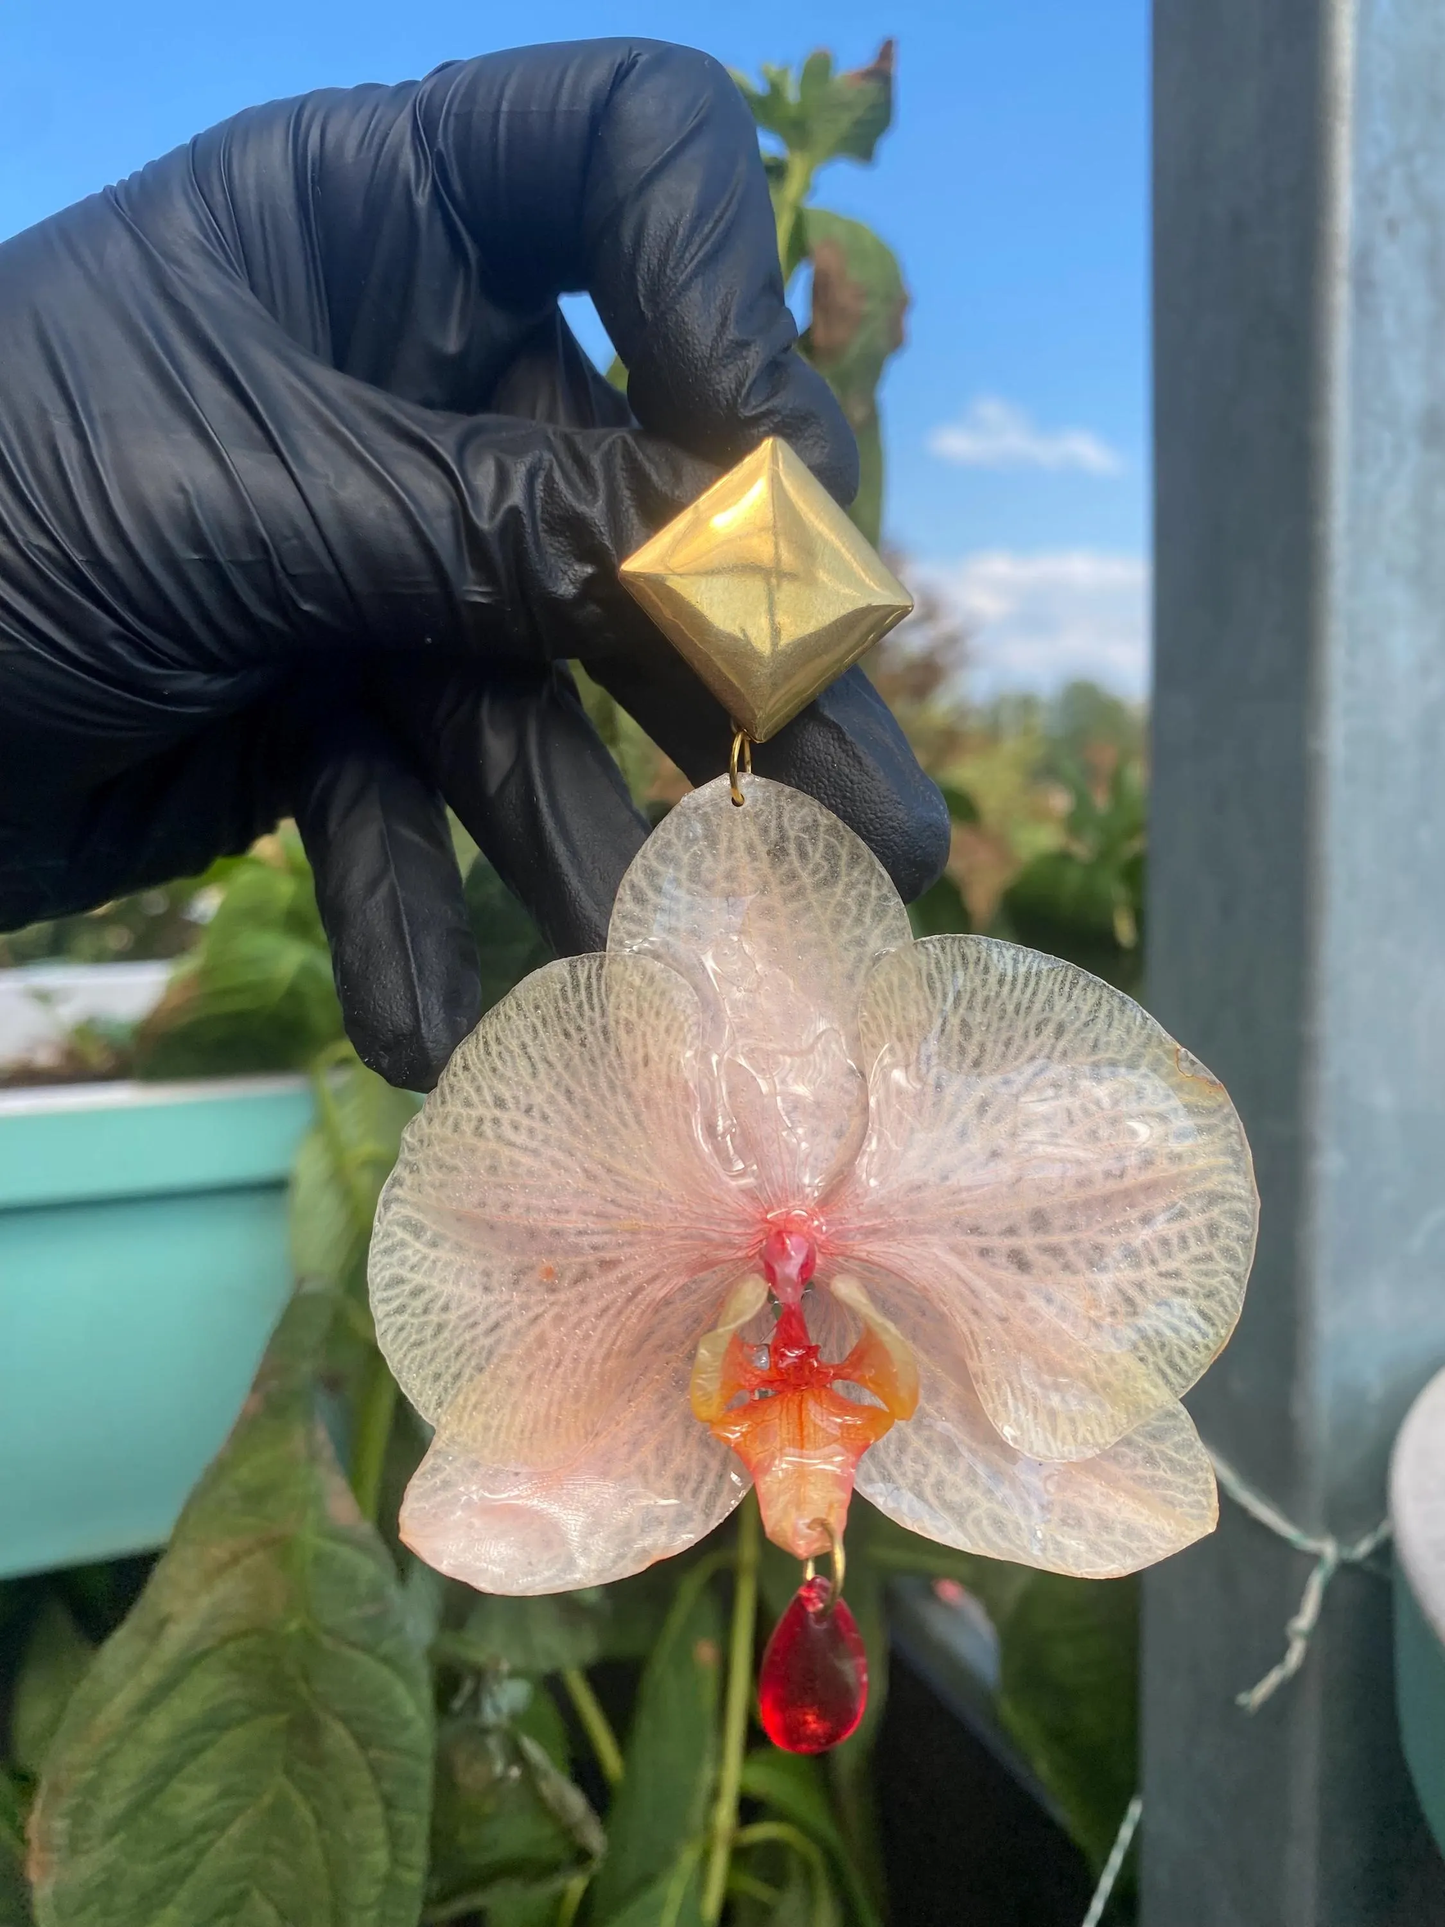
689 1226 919 1558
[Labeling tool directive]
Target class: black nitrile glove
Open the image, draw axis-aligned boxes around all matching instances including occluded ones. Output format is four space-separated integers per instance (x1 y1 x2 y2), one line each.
0 39 949 1088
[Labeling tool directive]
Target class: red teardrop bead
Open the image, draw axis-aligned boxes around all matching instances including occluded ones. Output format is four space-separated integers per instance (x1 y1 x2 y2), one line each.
757 1577 869 1753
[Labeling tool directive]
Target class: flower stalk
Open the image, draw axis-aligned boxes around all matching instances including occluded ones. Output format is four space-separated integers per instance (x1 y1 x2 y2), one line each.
561 1667 624 1789
701 1494 762 1923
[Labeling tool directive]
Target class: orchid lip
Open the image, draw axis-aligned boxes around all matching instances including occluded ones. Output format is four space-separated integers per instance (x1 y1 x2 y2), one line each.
690 1265 918 1559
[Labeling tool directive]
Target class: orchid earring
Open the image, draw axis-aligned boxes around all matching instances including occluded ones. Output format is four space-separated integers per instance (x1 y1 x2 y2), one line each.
368 441 1258 1752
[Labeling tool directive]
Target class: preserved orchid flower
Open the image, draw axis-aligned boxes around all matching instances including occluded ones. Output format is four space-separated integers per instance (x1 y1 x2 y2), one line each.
369 775 1257 1600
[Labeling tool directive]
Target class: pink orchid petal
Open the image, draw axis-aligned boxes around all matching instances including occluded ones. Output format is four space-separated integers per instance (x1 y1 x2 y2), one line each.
831 937 1256 1462
400 1266 749 1593
813 1262 1214 1570
370 954 759 1586
857 1365 1217 1577
609 775 911 1208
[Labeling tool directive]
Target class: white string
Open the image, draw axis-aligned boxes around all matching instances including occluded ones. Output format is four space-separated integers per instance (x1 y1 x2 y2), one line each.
1077 1449 1392 1924
1206 1448 1392 1712
1080 1794 1142 1927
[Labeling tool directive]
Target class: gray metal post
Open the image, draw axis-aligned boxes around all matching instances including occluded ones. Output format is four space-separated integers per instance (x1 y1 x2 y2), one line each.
1145 1 1445 1921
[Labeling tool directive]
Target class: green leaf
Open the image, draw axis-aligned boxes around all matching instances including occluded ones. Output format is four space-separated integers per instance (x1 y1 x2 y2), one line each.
994 1573 1139 1874
792 1868 842 1927
0 1773 34 1927
595 1850 703 1927
808 44 894 165
481 1885 576 1927
589 1570 723 1922
999 845 1141 993
290 1056 418 1296
427 1716 602 1912
937 782 981 825
399 1557 448 1657
1004 848 1119 943
771 1868 834 1927
288 1055 418 1520
732 1823 842 1927
798 210 906 546
801 210 907 412
996 753 1145 992
847 415 886 559
11 1600 94 1779
136 834 343 1077
735 44 893 173
733 1852 839 1927
570 664 664 808
515 1681 573 1775
449 1590 616 1676
443 1568 673 1677
907 873 971 938
738 1755 840 1860
0 1859 32 1922
464 856 555 1016
28 1285 433 1927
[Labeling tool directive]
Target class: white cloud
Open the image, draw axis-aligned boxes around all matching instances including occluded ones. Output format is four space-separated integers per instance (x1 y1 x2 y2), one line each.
914 551 1150 699
928 397 1124 476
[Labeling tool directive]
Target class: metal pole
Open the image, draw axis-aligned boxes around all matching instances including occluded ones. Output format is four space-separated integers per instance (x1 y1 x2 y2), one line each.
1145 1 1445 1920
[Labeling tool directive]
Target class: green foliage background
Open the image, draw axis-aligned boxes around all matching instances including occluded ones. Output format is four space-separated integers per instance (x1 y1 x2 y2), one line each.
0 48 1147 1927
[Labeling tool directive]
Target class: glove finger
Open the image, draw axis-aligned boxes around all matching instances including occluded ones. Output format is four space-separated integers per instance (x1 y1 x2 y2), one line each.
588 645 951 905
0 706 297 931
486 307 635 433
178 43 854 496
291 702 481 1090
419 43 856 493
368 655 651 958
10 682 485 1091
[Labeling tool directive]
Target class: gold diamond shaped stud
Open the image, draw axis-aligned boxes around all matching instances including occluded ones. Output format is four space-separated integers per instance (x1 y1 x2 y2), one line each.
618 436 914 743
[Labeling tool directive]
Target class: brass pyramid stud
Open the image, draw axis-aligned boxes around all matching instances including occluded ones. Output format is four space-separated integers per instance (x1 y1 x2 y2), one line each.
618 436 914 743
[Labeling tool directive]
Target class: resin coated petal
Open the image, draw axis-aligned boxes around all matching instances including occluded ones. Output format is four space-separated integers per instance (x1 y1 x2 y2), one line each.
401 1268 750 1593
856 1352 1217 1578
608 775 911 1208
835 938 1257 1461
370 952 754 1442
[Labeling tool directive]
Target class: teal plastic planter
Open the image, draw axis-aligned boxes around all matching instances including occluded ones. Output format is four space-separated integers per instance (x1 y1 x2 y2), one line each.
0 1076 313 1579
1391 1365 1445 1859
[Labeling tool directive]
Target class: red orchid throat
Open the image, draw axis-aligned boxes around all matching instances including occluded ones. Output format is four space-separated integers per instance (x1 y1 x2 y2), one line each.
689 1222 919 1560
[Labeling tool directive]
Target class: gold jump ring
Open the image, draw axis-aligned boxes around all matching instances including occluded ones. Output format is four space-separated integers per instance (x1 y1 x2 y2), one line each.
729 727 753 806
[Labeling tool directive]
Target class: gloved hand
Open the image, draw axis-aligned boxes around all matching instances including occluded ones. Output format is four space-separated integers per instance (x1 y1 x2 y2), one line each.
0 38 949 1089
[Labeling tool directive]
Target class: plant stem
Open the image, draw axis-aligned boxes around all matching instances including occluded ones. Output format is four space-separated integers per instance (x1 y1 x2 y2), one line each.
350 1349 398 1524
772 149 817 281
555 1873 589 1927
561 1667 624 1789
727 1869 783 1906
701 1494 761 1924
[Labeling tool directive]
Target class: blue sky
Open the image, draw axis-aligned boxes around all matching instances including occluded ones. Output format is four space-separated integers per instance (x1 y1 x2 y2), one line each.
0 0 1149 695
